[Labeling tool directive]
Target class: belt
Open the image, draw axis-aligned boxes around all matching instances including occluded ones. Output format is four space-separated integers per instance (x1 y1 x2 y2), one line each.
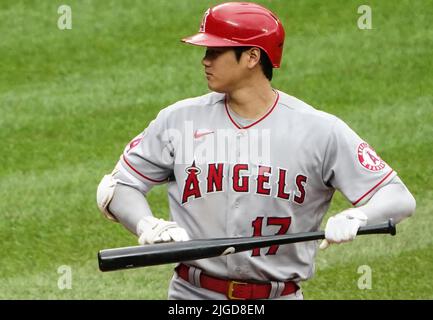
175 263 299 300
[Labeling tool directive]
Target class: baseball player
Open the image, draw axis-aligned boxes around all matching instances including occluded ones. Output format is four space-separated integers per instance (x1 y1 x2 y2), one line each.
96 2 416 300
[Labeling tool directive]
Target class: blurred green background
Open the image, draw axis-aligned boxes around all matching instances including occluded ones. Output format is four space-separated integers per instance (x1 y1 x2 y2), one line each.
1 0 432 299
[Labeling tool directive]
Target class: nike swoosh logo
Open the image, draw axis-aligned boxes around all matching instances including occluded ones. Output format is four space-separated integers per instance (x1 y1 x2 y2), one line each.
194 130 214 139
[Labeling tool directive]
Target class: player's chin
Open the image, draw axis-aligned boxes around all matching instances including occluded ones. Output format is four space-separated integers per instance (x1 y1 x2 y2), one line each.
206 80 226 93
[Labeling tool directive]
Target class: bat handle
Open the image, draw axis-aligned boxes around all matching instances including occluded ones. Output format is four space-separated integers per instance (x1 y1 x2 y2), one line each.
357 218 396 236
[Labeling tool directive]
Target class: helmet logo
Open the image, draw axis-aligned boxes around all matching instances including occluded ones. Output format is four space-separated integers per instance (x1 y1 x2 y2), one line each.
199 9 210 32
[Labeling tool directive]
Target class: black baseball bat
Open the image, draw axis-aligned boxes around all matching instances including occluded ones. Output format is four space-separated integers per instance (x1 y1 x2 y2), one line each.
98 219 396 272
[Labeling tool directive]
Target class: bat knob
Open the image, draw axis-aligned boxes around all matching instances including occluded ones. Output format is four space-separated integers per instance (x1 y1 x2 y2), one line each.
388 218 396 236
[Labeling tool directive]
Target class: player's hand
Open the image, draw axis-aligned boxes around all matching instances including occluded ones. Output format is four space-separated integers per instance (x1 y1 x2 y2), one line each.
319 208 368 250
136 216 190 245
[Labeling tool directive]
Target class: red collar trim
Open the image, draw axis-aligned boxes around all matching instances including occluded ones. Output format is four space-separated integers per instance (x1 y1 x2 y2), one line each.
224 91 280 129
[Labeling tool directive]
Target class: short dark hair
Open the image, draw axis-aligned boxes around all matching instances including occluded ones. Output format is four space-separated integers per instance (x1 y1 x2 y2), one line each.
233 47 273 81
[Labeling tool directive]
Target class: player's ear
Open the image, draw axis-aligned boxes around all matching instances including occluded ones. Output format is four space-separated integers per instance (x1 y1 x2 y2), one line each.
245 47 261 69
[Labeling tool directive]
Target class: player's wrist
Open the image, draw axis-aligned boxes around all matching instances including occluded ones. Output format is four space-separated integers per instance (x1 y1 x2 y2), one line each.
136 216 172 235
338 208 368 226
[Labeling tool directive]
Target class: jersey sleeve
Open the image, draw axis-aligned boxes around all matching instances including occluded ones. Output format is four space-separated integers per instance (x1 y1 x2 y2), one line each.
119 109 174 187
322 118 397 206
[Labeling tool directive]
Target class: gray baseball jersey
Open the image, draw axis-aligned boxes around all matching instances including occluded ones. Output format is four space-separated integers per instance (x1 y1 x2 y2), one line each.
118 90 396 283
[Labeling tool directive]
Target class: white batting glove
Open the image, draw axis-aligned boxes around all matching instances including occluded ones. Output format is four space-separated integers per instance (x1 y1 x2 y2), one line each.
136 216 190 245
319 208 368 250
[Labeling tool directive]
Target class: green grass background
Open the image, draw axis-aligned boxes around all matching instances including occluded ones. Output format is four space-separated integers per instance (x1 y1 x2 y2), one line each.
1 0 432 299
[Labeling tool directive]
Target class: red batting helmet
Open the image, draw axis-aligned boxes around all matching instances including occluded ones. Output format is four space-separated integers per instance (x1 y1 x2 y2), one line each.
181 2 286 68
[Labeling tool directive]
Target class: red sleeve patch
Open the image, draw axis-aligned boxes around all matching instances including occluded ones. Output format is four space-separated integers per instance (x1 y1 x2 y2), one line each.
357 142 386 172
